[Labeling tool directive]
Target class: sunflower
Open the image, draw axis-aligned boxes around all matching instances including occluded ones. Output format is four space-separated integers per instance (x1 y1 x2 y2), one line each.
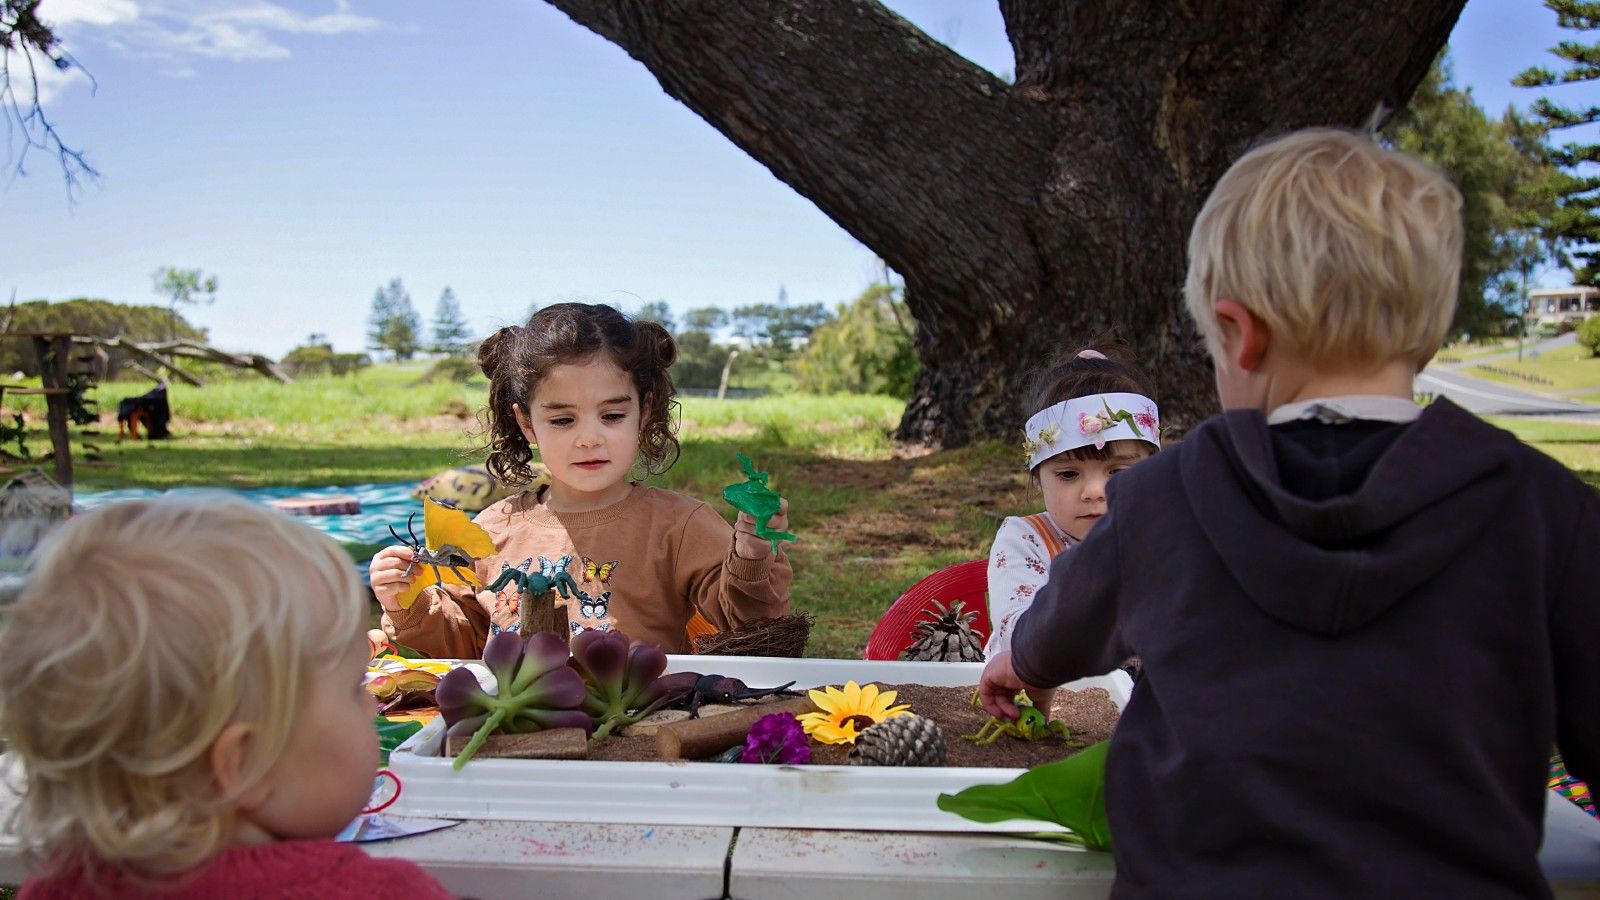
797 681 912 745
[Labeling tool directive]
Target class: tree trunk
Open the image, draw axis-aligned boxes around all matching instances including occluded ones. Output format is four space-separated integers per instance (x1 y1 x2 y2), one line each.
541 0 1465 445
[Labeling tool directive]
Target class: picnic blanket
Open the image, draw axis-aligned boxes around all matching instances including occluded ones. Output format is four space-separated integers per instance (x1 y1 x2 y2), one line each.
73 482 425 579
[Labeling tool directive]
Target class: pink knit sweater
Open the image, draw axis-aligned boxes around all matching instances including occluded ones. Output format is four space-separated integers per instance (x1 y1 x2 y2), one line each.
19 839 453 899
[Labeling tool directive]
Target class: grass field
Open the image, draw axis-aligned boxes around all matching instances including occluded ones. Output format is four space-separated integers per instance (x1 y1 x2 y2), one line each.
2 367 1022 658
1435 338 1518 364
5 367 1599 658
1486 416 1600 489
1466 345 1600 396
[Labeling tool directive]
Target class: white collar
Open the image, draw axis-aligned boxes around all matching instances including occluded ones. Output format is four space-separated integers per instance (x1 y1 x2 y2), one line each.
1266 395 1421 426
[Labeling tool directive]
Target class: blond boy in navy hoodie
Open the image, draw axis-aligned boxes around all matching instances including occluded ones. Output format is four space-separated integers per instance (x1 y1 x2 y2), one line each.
981 128 1600 899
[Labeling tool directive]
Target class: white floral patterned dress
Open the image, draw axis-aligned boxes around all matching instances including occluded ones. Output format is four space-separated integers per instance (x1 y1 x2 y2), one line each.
985 512 1077 658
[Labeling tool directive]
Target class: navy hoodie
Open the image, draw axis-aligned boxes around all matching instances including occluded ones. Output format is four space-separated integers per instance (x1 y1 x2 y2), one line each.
1011 399 1600 898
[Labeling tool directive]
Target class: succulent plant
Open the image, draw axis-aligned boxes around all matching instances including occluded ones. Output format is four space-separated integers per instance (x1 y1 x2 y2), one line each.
436 630 592 769
567 629 671 742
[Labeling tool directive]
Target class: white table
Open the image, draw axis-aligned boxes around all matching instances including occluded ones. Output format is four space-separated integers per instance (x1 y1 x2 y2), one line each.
360 819 733 899
7 794 1591 899
729 796 1600 900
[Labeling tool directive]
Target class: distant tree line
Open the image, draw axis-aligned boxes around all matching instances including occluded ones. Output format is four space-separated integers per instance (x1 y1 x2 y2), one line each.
0 298 205 377
629 285 917 399
367 278 473 361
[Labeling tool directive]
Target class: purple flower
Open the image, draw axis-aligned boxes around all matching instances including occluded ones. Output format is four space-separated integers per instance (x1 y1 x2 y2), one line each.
741 712 811 765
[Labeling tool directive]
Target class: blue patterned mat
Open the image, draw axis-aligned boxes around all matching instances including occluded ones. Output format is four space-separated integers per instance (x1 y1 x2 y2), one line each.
73 482 424 579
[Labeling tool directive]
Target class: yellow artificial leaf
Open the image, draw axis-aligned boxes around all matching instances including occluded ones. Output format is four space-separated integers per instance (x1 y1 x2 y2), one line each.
393 498 495 610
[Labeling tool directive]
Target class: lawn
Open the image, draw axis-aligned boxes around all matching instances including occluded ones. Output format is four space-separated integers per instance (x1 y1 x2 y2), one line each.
1 367 1030 658
1435 338 1518 364
1488 416 1600 489
1466 345 1600 396
5 368 1598 659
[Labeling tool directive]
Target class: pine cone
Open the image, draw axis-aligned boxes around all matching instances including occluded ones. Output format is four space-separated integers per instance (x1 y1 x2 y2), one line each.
847 715 947 767
901 600 986 662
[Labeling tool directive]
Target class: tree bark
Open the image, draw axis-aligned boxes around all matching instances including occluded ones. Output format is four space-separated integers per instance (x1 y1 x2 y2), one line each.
542 0 1465 444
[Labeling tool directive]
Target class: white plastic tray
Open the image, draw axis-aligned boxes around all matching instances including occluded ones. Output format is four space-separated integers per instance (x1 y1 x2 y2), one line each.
387 656 1130 832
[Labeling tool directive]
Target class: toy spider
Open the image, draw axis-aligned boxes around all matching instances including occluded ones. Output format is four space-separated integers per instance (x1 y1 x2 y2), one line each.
963 691 1083 746
389 512 481 590
486 555 581 600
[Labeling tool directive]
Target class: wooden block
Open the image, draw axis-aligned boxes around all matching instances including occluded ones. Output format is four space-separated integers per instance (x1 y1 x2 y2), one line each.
653 697 817 761
269 495 362 516
446 727 589 760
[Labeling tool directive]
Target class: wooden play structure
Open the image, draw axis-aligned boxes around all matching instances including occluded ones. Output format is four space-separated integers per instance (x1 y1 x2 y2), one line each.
0 332 291 489
75 335 290 387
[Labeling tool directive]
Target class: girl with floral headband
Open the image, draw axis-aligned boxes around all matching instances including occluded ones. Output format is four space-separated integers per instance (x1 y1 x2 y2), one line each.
985 344 1160 701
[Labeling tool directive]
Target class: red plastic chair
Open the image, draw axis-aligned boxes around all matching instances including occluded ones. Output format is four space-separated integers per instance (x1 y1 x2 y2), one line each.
863 559 990 660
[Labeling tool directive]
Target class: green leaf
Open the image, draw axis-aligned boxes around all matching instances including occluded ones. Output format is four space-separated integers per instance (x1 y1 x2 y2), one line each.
935 740 1113 851
375 716 424 766
387 641 428 660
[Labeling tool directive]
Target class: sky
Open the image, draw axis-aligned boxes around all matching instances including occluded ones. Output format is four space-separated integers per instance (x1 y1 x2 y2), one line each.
1 0 1587 357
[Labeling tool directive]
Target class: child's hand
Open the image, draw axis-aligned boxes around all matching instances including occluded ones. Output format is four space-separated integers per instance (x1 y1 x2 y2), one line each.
734 499 789 560
978 651 1032 721
369 545 418 611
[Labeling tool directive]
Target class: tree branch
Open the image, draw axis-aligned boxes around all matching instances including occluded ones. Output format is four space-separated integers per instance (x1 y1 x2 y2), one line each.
1 0 98 198
540 0 1054 305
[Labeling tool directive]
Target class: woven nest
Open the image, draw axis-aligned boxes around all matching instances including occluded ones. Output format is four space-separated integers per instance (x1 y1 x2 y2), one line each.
0 469 72 559
693 612 813 658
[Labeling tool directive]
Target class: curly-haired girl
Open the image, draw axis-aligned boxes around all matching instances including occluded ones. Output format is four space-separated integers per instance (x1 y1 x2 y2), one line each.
371 302 792 656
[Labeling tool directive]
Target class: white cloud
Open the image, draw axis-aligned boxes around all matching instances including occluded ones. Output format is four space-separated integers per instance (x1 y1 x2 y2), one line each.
159 1 384 60
10 57 92 106
39 0 141 28
49 1 385 64
16 1 385 111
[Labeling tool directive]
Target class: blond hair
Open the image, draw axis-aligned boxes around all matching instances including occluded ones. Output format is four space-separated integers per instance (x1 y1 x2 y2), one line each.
1185 128 1463 368
0 494 366 876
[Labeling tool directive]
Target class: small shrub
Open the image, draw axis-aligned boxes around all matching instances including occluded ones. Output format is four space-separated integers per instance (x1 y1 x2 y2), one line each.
1577 317 1600 358
414 356 480 384
790 284 918 398
281 345 371 377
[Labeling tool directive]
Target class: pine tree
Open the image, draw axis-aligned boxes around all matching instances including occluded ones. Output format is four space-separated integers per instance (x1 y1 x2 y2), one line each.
1385 53 1557 337
367 278 421 361
430 286 473 357
1516 0 1600 284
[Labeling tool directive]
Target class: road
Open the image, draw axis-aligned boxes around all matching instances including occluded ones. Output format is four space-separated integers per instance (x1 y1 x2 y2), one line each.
1416 366 1600 418
1438 333 1577 371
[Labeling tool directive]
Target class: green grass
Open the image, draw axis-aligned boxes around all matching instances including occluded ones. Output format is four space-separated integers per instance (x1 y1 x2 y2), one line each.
1467 346 1600 394
1487 416 1600 489
1436 338 1518 364
0 368 932 657
8 367 1599 659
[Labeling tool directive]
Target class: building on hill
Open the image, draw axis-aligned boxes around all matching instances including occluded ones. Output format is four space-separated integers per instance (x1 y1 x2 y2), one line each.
1529 286 1600 330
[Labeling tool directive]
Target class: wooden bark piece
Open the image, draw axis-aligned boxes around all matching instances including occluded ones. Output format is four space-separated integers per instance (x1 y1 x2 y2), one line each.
517 590 571 642
446 727 589 760
621 703 748 737
653 697 817 761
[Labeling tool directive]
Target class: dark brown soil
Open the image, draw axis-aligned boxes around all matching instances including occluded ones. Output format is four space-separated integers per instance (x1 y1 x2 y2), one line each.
807 684 1118 768
582 683 1119 767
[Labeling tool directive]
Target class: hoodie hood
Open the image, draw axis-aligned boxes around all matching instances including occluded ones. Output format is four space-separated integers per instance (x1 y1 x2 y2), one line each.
1180 399 1522 635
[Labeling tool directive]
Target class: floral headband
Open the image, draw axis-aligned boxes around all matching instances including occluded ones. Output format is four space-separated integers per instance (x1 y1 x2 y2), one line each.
1022 391 1160 469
